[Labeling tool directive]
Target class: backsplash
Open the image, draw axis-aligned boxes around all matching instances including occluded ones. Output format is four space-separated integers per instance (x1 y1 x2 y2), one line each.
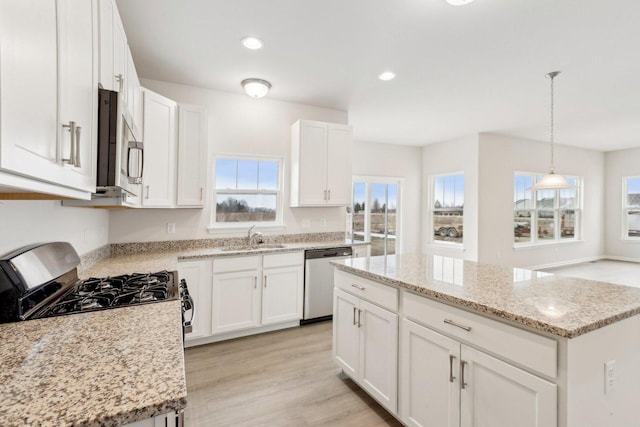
109 232 347 256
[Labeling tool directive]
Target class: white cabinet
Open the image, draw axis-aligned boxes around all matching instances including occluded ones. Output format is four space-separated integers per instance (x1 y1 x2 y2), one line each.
126 48 143 138
333 287 398 414
290 120 352 207
211 255 262 334
98 0 126 92
178 259 212 341
176 104 207 207
262 253 304 325
141 88 177 207
0 0 96 197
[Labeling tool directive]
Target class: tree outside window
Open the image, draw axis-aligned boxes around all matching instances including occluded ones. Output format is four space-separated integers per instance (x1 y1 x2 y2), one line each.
432 174 464 244
624 177 640 239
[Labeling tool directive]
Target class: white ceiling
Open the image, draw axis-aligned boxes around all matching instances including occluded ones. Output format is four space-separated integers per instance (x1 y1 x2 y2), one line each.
117 0 640 152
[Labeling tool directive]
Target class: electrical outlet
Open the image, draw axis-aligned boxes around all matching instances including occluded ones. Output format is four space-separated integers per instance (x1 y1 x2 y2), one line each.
320 218 327 227
167 223 176 234
301 219 311 228
605 360 616 394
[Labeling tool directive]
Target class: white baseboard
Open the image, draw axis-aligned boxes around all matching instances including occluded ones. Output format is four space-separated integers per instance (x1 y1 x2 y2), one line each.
603 255 640 263
529 256 605 271
184 320 301 348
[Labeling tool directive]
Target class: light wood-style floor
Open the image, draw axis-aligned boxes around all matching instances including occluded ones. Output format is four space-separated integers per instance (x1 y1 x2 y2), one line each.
184 321 402 427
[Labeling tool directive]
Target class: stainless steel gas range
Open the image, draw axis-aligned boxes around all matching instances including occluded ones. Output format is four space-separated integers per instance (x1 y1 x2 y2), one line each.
0 241 194 332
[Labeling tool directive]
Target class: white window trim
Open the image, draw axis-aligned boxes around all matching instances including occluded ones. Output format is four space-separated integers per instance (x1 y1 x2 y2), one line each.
622 176 640 241
513 171 582 247
429 171 464 248
208 154 285 232
350 175 404 255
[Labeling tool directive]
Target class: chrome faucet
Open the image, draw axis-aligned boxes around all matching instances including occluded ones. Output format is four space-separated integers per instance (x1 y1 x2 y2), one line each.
247 225 263 247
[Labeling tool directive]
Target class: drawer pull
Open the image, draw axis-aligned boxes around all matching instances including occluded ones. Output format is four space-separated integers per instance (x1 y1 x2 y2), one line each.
460 360 468 389
444 318 472 332
351 284 366 291
449 354 456 383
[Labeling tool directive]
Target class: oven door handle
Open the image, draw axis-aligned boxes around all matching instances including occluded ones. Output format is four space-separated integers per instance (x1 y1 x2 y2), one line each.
182 293 195 334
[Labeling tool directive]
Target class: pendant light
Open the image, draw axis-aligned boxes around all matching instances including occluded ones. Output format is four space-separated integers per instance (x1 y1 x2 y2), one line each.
531 71 575 190
241 78 271 99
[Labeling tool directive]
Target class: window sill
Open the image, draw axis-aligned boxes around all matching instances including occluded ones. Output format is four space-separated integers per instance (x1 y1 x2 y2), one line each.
207 223 286 235
513 239 584 250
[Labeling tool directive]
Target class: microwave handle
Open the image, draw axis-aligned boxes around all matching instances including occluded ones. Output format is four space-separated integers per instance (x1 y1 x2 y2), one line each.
127 143 144 180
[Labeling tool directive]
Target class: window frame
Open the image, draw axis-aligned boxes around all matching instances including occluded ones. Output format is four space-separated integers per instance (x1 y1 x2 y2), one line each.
348 176 403 256
513 171 582 247
429 172 464 247
622 176 640 241
208 154 285 232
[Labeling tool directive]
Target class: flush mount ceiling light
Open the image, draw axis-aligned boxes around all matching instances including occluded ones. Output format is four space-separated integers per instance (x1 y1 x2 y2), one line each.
241 78 272 98
446 0 475 5
241 36 263 50
532 71 575 190
378 71 396 81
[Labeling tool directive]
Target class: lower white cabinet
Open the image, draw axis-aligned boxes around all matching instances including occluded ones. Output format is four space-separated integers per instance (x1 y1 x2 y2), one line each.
177 259 212 340
333 287 398 414
180 251 304 345
400 318 556 427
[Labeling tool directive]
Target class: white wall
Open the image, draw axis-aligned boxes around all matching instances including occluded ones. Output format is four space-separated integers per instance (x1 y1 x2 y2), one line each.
604 146 640 261
0 200 109 256
477 133 605 268
352 140 422 253
422 135 479 261
109 79 349 243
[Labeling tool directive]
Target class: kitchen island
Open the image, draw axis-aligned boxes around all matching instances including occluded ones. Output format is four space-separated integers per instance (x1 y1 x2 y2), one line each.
332 254 640 427
0 301 187 427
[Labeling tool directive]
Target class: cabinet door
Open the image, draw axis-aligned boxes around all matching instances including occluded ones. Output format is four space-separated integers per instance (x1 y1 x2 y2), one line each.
141 89 176 207
359 299 398 414
400 319 460 427
58 0 97 192
112 8 126 92
0 0 65 185
262 265 303 325
297 121 328 206
178 259 212 341
460 345 557 427
325 124 352 206
177 105 207 207
333 288 360 378
98 0 114 90
212 270 261 334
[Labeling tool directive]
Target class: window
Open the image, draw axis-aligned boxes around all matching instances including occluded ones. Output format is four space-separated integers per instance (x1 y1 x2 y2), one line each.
431 173 464 244
513 173 581 245
624 176 640 239
348 178 400 256
212 156 282 226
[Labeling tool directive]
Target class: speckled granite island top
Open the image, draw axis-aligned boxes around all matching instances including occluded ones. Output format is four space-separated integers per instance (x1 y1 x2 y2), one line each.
334 254 640 338
0 301 187 427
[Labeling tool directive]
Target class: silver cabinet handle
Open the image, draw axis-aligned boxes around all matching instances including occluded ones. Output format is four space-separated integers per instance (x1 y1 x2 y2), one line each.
357 309 362 328
264 275 267 288
200 187 203 201
115 73 124 91
323 189 327 201
449 354 456 383
74 126 81 167
328 189 331 200
444 319 472 332
254 276 257 289
62 121 76 165
460 360 468 389
351 284 366 291
353 307 357 326
145 185 150 199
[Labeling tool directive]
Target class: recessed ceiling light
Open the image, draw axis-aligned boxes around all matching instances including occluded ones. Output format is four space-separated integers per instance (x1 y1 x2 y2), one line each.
241 36 263 50
446 0 475 5
378 71 396 81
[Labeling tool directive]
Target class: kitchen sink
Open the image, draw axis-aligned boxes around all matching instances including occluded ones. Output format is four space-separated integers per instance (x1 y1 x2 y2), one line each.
220 244 286 251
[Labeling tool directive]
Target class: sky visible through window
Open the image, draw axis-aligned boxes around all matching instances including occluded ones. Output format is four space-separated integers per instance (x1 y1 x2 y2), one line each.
215 158 278 210
434 174 464 209
353 183 397 210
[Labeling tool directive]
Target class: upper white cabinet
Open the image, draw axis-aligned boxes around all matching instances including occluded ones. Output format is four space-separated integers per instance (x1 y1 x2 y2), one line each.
141 88 177 207
0 0 97 197
177 105 208 207
98 0 126 93
290 120 352 207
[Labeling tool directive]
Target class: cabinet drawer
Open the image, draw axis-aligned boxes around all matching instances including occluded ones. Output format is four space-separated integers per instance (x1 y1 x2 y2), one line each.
213 255 261 273
403 291 557 378
335 270 398 312
263 251 303 268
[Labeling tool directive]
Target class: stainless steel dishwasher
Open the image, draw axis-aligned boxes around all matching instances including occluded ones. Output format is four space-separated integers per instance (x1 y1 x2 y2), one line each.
302 246 353 324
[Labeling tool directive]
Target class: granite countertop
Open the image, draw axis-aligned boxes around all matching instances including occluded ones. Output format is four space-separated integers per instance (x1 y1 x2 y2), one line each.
333 253 640 338
0 301 187 427
80 239 367 279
